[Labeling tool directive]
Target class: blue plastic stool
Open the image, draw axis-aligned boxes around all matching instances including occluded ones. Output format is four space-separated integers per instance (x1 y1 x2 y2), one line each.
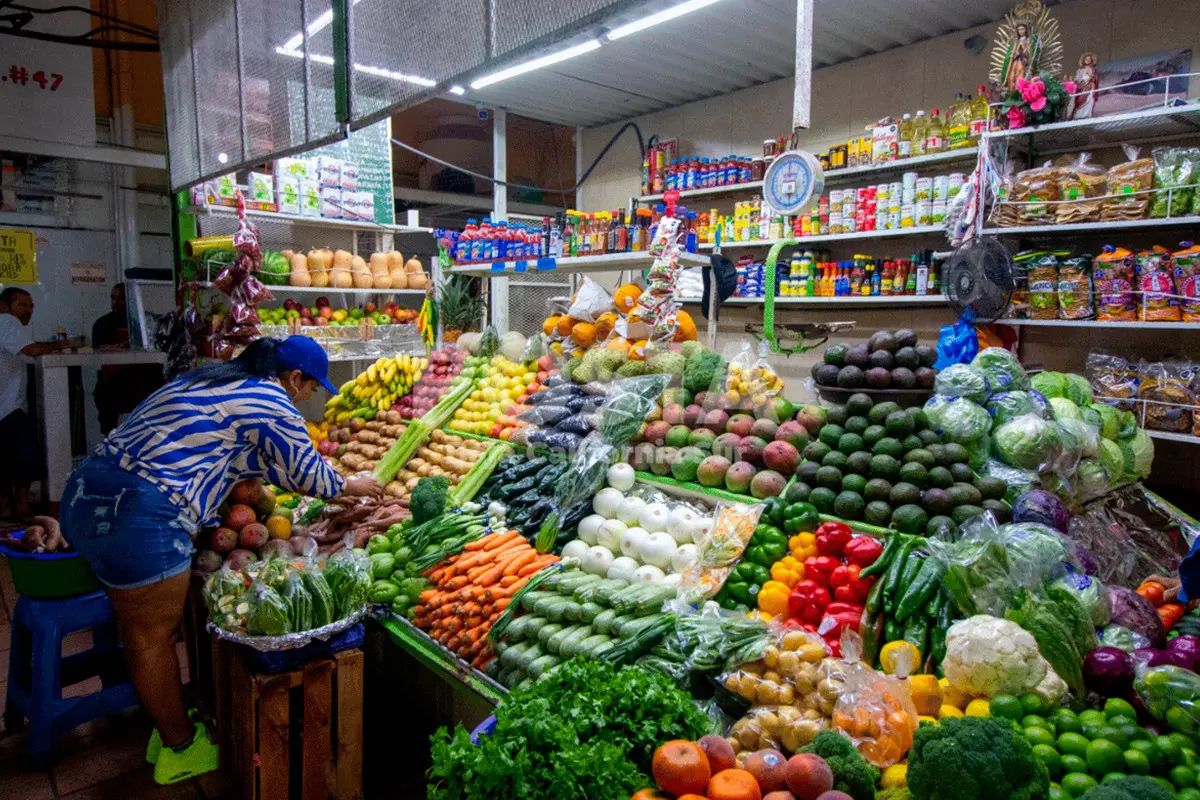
4 590 138 761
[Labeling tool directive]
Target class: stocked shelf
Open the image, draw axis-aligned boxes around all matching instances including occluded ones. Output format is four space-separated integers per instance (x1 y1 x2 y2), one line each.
446 250 709 276
183 203 434 235
1147 430 1200 446
983 101 1200 155
983 215 1200 237
998 318 1200 331
700 224 947 250
132 278 427 297
637 148 979 203
678 294 948 306
377 617 505 705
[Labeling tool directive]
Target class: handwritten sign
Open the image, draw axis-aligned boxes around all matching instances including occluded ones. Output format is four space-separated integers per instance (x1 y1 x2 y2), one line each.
0 229 37 285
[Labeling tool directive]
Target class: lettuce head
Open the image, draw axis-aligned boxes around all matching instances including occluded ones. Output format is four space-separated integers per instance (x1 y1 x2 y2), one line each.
1098 437 1125 482
971 347 1029 393
993 412 1062 470
927 396 994 443
1090 402 1122 440
987 391 1040 426
934 363 992 405
1064 373 1094 407
1031 371 1069 399
1117 428 1155 480
1048 397 1082 421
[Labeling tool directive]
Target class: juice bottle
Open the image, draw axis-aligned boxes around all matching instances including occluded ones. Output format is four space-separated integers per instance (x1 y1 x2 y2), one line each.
475 217 493 262
925 109 946 153
969 86 990 142
911 111 928 156
456 219 477 263
871 259 882 295
494 221 508 259
897 113 914 159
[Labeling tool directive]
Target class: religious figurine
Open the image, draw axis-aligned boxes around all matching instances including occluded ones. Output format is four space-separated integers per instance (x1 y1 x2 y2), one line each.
1069 52 1100 120
990 0 1063 91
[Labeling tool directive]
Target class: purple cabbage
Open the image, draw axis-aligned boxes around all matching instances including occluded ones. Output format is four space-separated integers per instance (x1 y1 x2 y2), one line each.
1083 646 1135 698
1011 489 1071 534
1108 586 1168 649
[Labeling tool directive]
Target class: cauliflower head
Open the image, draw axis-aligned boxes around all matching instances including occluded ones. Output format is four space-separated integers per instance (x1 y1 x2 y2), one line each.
1031 656 1067 705
942 615 1047 697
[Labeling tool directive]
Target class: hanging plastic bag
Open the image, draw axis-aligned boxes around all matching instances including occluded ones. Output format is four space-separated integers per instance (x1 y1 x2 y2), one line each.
933 310 980 370
831 631 919 767
725 339 784 409
678 500 764 604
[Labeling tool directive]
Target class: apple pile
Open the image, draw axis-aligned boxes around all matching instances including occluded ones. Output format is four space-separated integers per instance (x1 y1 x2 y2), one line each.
629 389 828 500
393 347 467 420
258 297 420 327
192 479 312 574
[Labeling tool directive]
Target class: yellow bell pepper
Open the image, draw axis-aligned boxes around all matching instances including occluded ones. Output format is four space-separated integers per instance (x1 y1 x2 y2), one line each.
908 674 944 716
881 764 908 789
789 532 817 561
756 580 791 617
770 555 805 588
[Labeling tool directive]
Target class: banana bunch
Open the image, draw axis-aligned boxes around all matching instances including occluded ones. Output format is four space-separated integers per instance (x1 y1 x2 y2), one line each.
323 354 429 422
417 296 438 349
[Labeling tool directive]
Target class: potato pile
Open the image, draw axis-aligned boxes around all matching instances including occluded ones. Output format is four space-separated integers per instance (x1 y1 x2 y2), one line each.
383 430 490 500
327 411 407 474
724 629 847 756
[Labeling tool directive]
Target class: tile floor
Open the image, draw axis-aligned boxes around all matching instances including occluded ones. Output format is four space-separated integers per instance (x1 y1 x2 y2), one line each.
0 561 215 800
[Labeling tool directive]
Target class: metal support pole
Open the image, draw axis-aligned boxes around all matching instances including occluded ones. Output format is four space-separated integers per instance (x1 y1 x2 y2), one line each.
793 0 813 132
490 108 508 332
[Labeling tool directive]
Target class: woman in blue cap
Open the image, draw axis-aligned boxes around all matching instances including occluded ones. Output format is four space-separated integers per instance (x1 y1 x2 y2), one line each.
60 335 381 785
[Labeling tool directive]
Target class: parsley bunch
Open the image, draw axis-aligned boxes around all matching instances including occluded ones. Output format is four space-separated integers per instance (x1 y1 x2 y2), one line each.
427 658 710 800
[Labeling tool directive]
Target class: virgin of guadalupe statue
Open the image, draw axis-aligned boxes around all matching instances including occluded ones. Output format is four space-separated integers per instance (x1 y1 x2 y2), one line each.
1069 53 1100 119
990 0 1063 91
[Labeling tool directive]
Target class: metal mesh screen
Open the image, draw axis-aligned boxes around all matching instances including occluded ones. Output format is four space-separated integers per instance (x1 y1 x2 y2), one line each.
490 0 627 58
507 274 570 341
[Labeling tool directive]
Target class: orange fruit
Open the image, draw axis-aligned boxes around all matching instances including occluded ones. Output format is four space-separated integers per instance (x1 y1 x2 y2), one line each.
708 768 763 800
630 791 665 800
265 515 292 540
556 315 575 336
675 310 698 342
543 315 560 336
678 795 709 800
606 338 632 355
615 283 643 313
653 740 712 797
629 339 649 360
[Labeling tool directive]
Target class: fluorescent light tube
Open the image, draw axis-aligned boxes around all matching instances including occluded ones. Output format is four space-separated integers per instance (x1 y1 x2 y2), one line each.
469 39 601 89
273 48 434 86
605 0 722 40
448 85 466 96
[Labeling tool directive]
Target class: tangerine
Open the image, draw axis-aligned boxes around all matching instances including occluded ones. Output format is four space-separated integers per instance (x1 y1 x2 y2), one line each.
265 515 292 540
653 740 712 797
708 768 763 800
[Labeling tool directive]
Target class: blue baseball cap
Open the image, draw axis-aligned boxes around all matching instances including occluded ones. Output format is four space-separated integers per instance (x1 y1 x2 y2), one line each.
276 336 337 394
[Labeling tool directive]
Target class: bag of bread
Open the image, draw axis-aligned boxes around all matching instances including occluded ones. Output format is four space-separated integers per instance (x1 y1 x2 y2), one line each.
1056 153 1107 224
1058 255 1095 320
1103 146 1154 221
988 160 1021 228
1011 163 1064 225
1086 352 1138 412
1093 246 1137 321
1138 247 1180 321
1026 251 1064 319
1174 242 1200 322
1139 359 1193 433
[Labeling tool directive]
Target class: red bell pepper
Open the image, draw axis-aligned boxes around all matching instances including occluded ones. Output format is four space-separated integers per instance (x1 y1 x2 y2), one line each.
818 607 862 640
787 580 831 625
803 555 841 587
830 564 874 604
815 521 853 556
843 535 883 567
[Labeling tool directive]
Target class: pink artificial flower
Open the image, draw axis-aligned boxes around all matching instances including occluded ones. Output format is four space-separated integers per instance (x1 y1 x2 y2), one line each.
1016 77 1029 92
1006 107 1027 128
1063 80 1077 94
1030 96 1047 112
1029 78 1046 98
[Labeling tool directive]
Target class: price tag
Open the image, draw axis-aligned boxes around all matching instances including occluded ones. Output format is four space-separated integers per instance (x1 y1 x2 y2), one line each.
511 260 527 273
536 257 557 271
490 262 507 273
0 229 37 285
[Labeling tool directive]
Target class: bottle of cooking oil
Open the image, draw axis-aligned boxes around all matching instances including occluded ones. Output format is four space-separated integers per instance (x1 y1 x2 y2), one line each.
949 94 972 150
897 113 914 159
910 110 928 157
925 108 946 153
969 86 990 143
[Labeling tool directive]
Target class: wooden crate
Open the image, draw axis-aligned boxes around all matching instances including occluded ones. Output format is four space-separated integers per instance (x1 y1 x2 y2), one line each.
212 635 364 800
183 578 217 717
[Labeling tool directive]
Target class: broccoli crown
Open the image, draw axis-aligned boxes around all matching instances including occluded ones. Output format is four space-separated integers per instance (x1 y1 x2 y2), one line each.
682 350 723 393
410 476 451 526
1078 776 1175 800
906 716 1049 800
877 789 912 800
798 730 879 800
561 357 583 381
679 340 704 359
598 348 628 370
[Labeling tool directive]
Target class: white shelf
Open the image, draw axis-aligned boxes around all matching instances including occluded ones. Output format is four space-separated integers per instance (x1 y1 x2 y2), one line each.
701 224 947 250
447 250 709 276
983 215 1200 237
1147 430 1200 445
983 102 1200 154
998 318 1200 331
183 204 433 234
128 279 425 297
678 294 947 306
638 148 979 203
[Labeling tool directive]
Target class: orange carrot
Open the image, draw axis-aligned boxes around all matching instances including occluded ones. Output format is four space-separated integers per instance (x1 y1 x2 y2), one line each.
502 550 538 576
481 530 521 550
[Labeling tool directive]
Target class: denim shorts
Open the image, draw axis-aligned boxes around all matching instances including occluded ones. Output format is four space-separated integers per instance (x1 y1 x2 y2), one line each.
61 455 195 589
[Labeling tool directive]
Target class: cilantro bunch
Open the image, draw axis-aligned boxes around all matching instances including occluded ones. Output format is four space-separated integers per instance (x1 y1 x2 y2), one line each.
427 658 710 800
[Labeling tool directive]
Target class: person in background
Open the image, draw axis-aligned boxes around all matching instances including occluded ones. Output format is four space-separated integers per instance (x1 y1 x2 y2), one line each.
59 336 382 785
91 283 162 434
0 287 69 518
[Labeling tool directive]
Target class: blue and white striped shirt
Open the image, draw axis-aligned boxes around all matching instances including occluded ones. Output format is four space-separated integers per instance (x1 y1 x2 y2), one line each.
102 376 345 529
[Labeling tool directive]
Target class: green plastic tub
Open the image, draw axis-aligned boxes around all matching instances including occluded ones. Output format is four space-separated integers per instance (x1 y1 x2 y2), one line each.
0 529 100 598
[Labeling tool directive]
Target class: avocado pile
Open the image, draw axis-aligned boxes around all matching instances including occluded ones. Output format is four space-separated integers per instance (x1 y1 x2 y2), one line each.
790 391 1009 536
813 328 938 391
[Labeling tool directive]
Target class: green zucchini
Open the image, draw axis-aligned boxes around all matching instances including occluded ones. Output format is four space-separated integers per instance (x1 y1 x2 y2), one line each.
579 602 604 624
527 654 561 679
500 641 535 669
558 626 595 658
522 617 550 641
504 616 532 642
560 601 585 622
536 623 565 648
576 634 613 656
547 624 586 655
592 609 619 635
636 586 677 614
521 590 554 612
618 615 661 639
534 595 571 618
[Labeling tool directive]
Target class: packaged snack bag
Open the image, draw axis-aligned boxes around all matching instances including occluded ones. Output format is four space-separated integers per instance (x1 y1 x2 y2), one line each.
1093 247 1137 321
1138 247 1180 321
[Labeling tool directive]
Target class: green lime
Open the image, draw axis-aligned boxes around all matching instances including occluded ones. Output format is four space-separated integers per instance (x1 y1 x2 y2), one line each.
1168 706 1198 736
1061 772 1098 797
1026 727 1057 749
1048 784 1069 800
1022 693 1053 716
1172 765 1198 788
1104 698 1137 721
1121 722 1149 742
1086 739 1127 776
1177 787 1200 800
1081 722 1106 741
1158 735 1184 765
1054 709 1083 736
1060 755 1089 776
1024 714 1054 733
1171 732 1200 754
1058 733 1091 759
991 695 1024 722
1079 709 1108 727
1099 772 1128 785
1033 744 1063 779
1123 749 1151 775
1097 726 1131 749
1128 738 1164 769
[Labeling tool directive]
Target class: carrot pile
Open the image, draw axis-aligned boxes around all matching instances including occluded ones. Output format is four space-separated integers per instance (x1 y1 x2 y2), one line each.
411 529 558 671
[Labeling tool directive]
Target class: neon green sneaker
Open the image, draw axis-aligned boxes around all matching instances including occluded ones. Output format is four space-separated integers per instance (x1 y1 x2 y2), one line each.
146 709 202 764
153 723 218 785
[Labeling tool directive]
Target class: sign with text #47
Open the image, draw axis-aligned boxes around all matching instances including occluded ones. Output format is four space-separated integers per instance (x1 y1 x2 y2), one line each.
0 0 96 147
0 229 38 285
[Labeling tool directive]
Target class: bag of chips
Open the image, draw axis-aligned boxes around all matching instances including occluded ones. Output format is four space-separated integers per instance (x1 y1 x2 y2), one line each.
1138 247 1180 321
1026 252 1062 320
1173 243 1200 323
1058 255 1095 320
1093 247 1137 321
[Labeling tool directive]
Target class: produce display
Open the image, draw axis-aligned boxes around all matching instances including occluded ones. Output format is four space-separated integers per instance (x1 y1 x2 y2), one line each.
812 328 939 395
258 297 419 327
323 354 429 423
192 478 309 574
380 429 495 501
449 346 555 439
393 347 466 421
322 414 407 473
275 249 427 290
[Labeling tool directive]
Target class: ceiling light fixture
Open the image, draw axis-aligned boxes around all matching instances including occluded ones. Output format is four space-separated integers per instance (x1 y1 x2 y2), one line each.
605 0 722 41
274 47 435 86
448 85 466 96
469 39 601 90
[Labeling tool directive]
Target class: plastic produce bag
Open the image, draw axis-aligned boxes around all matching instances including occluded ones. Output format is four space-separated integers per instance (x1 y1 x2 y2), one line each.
678 500 764 603
246 582 292 637
993 412 1062 471
933 316 982 375
971 347 1029 393
639 600 771 691
1135 664 1200 734
934 363 991 404
203 565 252 632
831 634 918 767
598 373 671 447
322 549 374 619
725 339 783 405
986 391 1044 426
566 276 614 323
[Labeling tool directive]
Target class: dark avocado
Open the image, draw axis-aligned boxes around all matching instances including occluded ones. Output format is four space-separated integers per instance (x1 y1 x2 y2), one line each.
824 343 849 366
865 501 893 527
844 344 871 369
816 364 841 386
797 459 821 483
894 328 918 349
926 515 958 537
825 404 848 426
846 393 874 417
915 366 937 390
890 367 917 389
868 330 898 353
846 451 874 476
928 466 954 489
915 344 938 367
982 498 1011 523
864 478 893 502
868 350 895 370
866 367 893 389
894 346 920 370
837 366 866 389
922 488 955 516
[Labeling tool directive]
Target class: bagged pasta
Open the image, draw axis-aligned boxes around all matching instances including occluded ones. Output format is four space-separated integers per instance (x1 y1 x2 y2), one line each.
1093 247 1137 321
1103 147 1154 221
1137 247 1180 321
1139 359 1193 433
1058 255 1095 319
1056 153 1107 224
1173 242 1200 322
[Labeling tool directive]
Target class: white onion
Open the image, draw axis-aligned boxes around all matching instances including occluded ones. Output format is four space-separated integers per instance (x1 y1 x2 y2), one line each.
619 527 650 560
660 572 682 588
633 564 666 584
593 488 624 519
582 545 615 575
596 519 628 553
607 463 636 492
672 543 700 573
690 517 714 545
616 496 647 526
638 502 671 533
666 506 699 544
640 532 677 568
607 556 640 582
561 539 590 562
578 514 605 546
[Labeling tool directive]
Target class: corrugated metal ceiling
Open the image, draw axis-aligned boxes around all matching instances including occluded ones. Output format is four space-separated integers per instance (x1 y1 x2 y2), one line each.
462 0 1048 128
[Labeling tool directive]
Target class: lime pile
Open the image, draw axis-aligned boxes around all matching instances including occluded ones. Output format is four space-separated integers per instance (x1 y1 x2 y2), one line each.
789 391 1009 535
991 693 1200 799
